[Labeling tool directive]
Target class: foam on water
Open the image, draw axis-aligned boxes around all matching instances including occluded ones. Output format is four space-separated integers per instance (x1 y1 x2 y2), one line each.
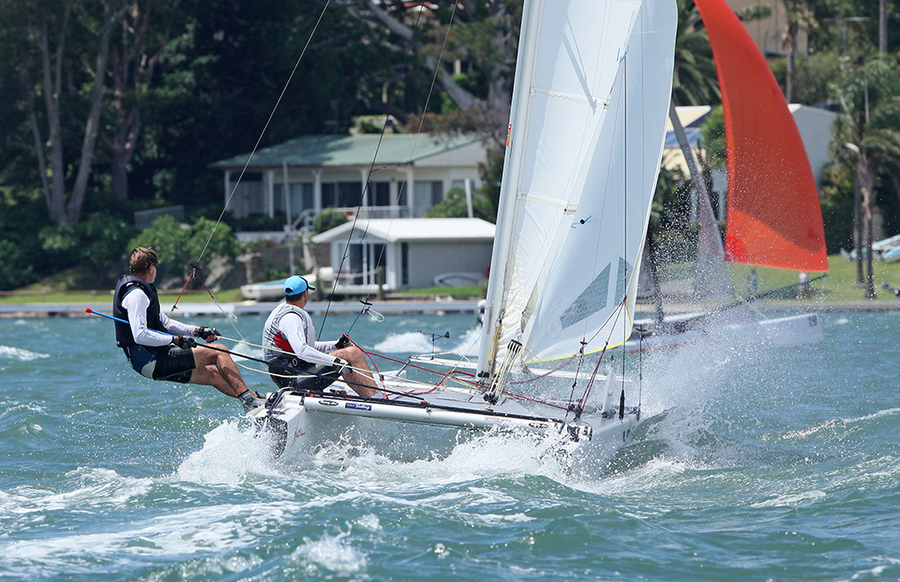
176 420 284 484
0 502 282 576
0 345 50 361
374 331 444 354
372 326 481 356
291 531 368 576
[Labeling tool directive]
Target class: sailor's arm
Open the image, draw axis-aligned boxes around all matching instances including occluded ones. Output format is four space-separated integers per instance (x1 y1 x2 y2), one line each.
158 311 197 338
280 314 337 366
314 340 337 353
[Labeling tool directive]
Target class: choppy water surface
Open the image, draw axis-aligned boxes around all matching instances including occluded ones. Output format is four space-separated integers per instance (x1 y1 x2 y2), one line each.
1 308 898 581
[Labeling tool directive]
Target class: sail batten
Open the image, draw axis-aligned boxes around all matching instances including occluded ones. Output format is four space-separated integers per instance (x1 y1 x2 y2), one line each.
477 0 677 379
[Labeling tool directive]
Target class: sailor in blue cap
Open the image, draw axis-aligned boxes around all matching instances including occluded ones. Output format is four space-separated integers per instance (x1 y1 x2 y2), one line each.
261 275 380 397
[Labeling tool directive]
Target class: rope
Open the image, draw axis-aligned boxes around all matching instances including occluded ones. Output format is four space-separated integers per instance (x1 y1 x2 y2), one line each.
319 2 459 338
194 0 332 267
161 3 335 346
317 5 429 338
362 0 461 306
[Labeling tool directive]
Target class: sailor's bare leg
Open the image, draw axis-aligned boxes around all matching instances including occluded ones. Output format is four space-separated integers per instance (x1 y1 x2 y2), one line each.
188 343 252 398
331 346 379 398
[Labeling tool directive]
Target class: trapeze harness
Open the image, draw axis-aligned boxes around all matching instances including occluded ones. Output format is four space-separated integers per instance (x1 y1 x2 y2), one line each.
261 303 340 392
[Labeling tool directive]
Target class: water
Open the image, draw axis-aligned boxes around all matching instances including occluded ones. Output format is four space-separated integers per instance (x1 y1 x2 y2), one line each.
1 308 898 581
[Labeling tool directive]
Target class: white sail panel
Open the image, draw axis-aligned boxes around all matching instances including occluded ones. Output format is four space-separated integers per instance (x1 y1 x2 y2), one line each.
525 0 677 361
478 0 677 374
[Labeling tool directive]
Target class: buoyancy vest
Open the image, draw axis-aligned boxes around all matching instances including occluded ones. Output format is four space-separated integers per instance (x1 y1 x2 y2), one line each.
262 303 310 362
112 275 165 350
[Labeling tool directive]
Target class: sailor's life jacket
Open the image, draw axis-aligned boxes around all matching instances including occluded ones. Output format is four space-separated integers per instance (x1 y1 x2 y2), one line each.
112 275 166 352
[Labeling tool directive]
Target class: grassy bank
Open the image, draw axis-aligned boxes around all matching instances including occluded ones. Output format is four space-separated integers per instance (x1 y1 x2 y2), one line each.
1 254 898 305
725 255 900 302
0 288 245 306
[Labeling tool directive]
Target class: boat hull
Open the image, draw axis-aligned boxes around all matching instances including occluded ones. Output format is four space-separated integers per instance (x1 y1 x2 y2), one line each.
248 387 636 465
627 312 823 352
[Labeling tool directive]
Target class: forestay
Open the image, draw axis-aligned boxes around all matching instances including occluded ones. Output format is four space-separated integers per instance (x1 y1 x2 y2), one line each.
477 0 677 380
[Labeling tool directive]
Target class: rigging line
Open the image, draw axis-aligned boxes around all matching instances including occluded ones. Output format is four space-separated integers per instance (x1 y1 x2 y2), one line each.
174 267 248 344
577 344 608 411
565 344 586 415
317 3 428 338
362 0 460 306
573 294 628 408
507 352 579 385
194 0 333 267
620 51 628 406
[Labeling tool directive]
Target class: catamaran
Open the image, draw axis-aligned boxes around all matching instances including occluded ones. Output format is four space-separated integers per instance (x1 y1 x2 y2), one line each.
247 0 678 463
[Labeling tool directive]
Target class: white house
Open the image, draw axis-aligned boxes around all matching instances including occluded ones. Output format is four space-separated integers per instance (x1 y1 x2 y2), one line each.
210 133 487 233
311 218 495 290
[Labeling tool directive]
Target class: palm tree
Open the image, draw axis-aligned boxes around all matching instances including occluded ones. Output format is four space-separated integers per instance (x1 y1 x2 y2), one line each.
671 0 720 107
782 0 819 102
831 58 900 298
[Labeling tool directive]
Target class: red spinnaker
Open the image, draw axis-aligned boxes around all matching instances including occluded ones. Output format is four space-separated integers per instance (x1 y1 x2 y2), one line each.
694 0 828 272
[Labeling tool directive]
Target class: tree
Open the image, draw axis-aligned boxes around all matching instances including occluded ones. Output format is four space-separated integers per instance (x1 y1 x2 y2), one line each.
104 0 188 203
39 211 136 283
426 186 494 221
782 0 819 103
671 0 720 107
128 215 238 284
344 0 521 148
312 207 348 235
830 58 900 298
4 0 122 225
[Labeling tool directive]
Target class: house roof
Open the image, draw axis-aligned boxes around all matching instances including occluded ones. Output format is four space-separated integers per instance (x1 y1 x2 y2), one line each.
210 133 482 170
664 105 711 148
312 218 495 244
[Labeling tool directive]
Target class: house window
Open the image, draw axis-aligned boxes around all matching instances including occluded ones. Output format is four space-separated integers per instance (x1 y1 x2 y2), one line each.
401 242 409 286
273 182 313 218
339 182 362 207
294 183 314 215
431 181 444 205
348 242 386 286
413 181 444 217
322 183 337 208
372 181 391 207
273 183 287 214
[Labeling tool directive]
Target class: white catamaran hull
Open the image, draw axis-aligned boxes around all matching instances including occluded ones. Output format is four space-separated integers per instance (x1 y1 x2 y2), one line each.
627 312 823 353
248 385 637 464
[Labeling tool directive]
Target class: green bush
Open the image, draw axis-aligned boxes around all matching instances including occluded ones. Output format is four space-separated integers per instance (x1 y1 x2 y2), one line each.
39 212 137 285
0 239 36 290
128 216 238 284
426 187 494 221
313 207 349 234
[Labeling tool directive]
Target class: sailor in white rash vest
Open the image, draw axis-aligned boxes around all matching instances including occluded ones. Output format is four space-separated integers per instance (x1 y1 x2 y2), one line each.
261 275 380 398
113 247 266 412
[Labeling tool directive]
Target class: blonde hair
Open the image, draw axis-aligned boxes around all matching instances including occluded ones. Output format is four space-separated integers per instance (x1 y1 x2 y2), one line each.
129 247 159 275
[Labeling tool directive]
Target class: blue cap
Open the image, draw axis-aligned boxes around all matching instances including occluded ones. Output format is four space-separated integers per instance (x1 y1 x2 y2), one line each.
284 275 315 296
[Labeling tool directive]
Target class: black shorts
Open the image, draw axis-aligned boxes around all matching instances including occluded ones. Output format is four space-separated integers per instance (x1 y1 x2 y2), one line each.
151 345 196 383
267 355 340 391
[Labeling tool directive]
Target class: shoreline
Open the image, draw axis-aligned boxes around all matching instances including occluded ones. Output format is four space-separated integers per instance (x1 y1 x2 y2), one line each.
1 297 899 319
0 299 482 319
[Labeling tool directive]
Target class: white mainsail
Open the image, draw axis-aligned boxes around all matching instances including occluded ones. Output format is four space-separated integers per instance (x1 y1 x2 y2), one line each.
477 0 677 379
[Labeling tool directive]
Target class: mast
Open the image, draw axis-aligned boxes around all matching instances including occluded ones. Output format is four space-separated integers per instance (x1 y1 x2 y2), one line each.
475 0 543 382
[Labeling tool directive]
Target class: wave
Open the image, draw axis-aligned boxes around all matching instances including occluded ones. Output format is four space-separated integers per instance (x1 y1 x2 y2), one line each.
373 326 482 356
0 345 50 361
